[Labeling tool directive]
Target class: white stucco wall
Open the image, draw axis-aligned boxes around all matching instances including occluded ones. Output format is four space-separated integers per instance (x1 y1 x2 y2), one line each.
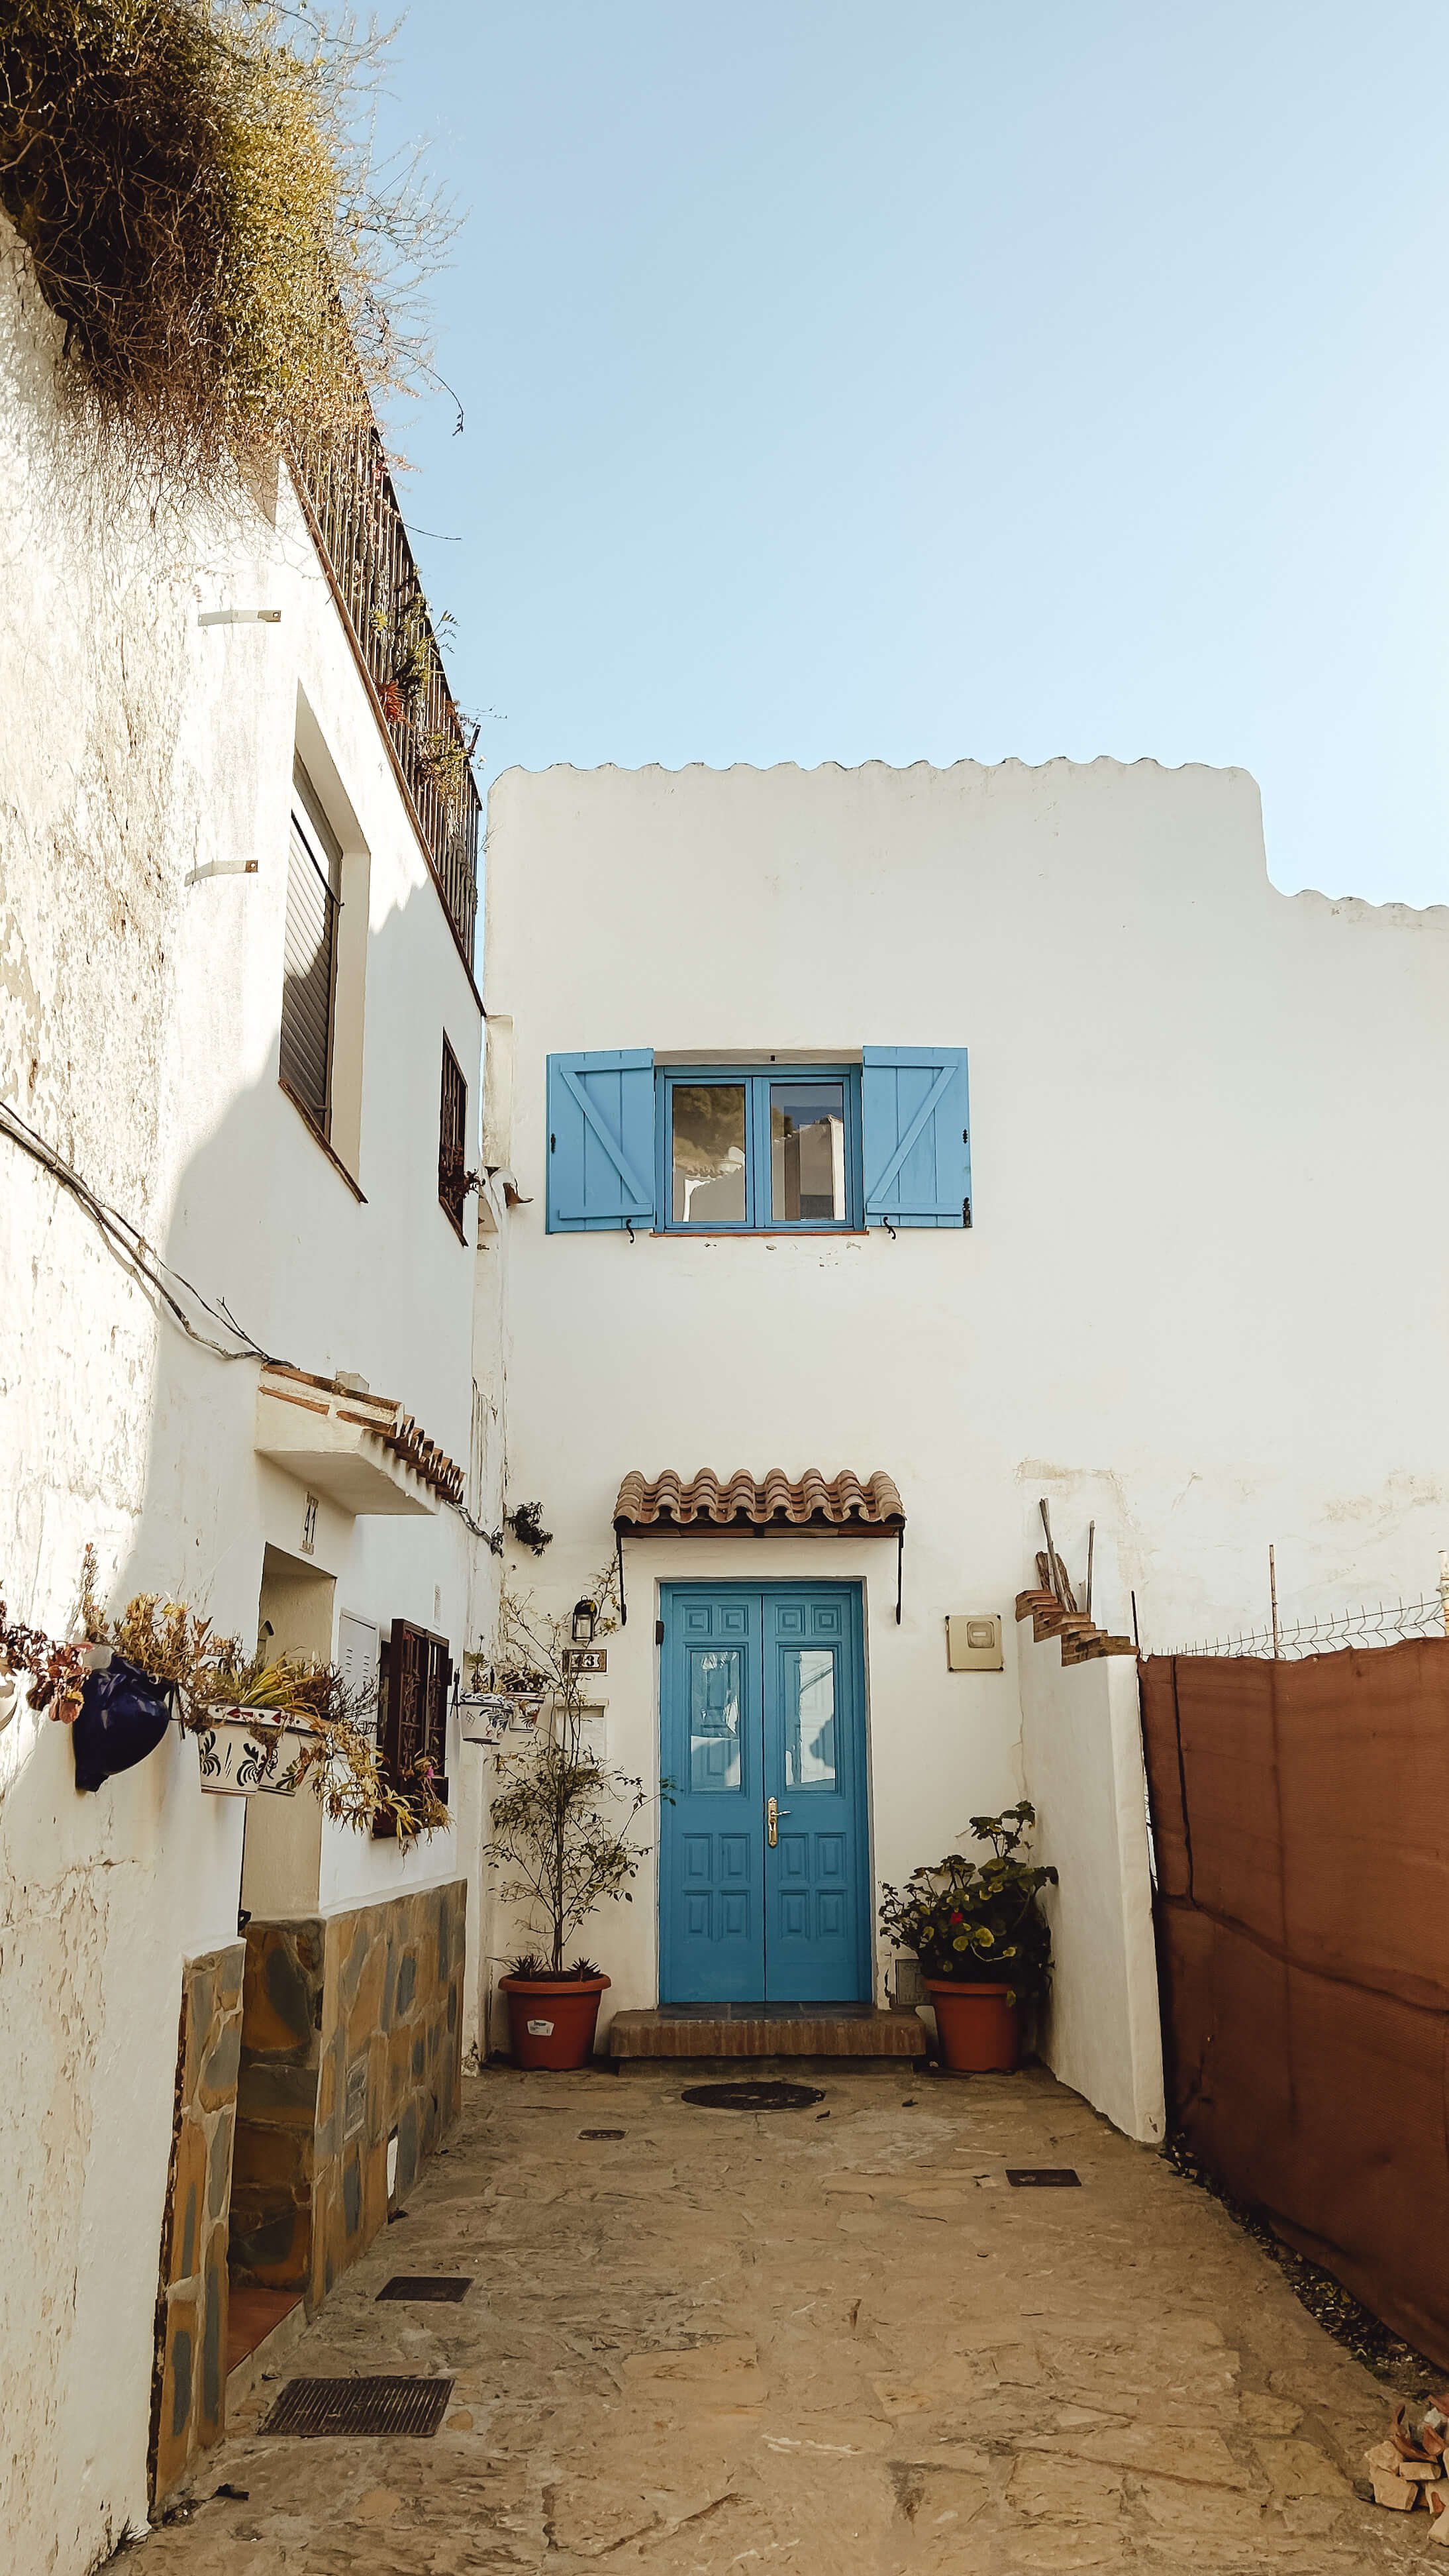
0 223 493 2570
1017 1630 1164 2143
482 758 1449 2036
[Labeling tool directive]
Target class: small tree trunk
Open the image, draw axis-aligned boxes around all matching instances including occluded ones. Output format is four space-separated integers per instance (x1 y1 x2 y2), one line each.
551 1794 566 1971
551 1694 577 1973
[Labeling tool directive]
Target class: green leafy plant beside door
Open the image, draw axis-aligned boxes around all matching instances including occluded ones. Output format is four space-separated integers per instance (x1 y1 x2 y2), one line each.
879 1802 1058 2072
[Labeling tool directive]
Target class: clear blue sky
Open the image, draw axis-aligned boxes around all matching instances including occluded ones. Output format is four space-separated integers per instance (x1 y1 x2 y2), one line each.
378 1 1449 903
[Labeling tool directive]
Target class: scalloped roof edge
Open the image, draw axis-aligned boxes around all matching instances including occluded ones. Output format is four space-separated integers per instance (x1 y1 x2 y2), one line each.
490 752 1251 783
487 758 1449 923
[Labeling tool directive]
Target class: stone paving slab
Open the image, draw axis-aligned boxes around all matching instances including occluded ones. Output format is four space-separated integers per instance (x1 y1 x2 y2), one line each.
138 2063 1427 2572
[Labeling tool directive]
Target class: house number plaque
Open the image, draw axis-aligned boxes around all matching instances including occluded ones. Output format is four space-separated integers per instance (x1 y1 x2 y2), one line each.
562 1645 607 1674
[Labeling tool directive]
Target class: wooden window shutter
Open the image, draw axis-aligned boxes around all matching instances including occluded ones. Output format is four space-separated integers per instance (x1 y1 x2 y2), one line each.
438 1037 468 1236
375 1618 452 1835
862 1047 972 1229
545 1049 656 1232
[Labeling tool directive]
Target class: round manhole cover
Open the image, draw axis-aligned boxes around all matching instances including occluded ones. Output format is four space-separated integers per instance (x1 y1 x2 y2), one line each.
680 2080 824 2112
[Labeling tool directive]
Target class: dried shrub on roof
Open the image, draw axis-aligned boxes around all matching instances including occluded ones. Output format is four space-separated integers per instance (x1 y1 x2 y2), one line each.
0 0 445 481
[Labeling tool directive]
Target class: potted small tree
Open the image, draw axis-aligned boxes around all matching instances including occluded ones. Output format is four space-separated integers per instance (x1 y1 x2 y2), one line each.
485 1571 654 2070
879 1803 1058 2073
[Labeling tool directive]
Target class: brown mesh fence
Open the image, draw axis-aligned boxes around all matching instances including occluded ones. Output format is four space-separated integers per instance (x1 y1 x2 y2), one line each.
1140 1639 1449 2367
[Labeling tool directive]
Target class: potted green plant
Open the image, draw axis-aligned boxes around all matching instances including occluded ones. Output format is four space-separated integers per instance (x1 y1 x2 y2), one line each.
485 1570 655 2070
879 1802 1058 2073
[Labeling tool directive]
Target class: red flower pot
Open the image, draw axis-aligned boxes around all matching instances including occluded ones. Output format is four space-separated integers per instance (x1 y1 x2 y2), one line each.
924 1978 1020 2073
499 1973 610 2071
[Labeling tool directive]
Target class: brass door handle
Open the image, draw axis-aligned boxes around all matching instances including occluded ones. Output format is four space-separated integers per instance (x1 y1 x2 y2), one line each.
766 1798 791 1846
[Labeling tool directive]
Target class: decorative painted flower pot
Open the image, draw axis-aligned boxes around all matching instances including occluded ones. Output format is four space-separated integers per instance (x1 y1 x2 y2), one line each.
458 1693 544 1747
924 1977 1021 2073
193 1709 308 1799
499 1972 610 2071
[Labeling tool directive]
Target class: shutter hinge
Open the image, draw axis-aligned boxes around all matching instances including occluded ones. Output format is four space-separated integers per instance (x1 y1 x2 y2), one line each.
964 1196 973 1227
550 1132 556 1151
654 1618 665 1645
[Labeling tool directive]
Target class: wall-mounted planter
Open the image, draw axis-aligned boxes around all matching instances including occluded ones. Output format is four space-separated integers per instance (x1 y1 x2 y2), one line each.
458 1693 544 1746
193 1709 310 1799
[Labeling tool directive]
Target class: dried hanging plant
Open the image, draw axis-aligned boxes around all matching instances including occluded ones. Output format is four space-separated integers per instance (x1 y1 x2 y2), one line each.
1 1551 446 1841
0 0 451 483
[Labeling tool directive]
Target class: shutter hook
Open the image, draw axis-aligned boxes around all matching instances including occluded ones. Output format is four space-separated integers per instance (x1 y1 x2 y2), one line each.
625 1217 635 1243
883 1216 897 1241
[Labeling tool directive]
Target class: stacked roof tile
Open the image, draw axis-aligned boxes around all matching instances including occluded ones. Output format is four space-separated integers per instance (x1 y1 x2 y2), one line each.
612 1468 904 1533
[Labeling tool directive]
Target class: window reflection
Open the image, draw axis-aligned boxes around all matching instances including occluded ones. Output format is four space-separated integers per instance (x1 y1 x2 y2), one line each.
783 1647 836 1789
672 1084 746 1223
770 1084 846 1223
690 1650 742 1791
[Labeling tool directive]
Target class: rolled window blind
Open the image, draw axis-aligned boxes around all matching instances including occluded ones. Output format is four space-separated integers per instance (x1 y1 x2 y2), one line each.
280 763 341 1131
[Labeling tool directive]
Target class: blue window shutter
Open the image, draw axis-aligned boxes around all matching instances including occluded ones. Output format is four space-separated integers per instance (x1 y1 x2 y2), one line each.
862 1047 971 1229
546 1051 656 1232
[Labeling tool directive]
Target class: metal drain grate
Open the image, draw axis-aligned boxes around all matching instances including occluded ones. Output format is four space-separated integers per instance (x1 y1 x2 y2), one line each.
375 2277 473 2302
1006 2168 1081 2188
681 2080 824 2112
579 2128 626 2140
262 2376 454 2437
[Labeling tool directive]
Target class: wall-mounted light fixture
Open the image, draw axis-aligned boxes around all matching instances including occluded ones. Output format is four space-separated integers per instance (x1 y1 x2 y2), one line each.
572 1598 598 1647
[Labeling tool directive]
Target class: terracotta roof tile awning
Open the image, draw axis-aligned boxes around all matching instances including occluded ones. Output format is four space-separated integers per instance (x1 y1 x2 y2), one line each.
613 1469 905 1536
257 1363 466 1516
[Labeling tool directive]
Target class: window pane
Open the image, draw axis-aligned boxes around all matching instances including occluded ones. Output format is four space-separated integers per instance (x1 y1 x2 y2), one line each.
783 1647 837 1790
672 1084 746 1223
690 1650 742 1792
770 1083 846 1222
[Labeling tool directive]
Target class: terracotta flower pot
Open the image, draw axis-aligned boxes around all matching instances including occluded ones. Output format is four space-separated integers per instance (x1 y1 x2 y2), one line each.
499 1972 610 2071
924 1977 1020 2073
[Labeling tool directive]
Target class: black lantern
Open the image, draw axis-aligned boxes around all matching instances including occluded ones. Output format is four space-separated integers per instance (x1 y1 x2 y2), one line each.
572 1598 598 1647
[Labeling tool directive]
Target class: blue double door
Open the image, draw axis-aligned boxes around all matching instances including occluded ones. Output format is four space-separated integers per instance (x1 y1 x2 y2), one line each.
660 1583 870 2004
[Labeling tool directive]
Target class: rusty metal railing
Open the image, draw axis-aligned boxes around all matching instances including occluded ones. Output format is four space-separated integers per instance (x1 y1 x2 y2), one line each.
290 415 479 969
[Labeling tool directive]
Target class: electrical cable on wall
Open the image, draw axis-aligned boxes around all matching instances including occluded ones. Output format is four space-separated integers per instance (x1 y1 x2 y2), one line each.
1 1096 269 1361
1 1096 501 1544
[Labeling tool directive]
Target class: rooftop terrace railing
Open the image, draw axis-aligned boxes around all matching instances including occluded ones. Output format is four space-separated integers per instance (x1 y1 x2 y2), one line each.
290 415 480 972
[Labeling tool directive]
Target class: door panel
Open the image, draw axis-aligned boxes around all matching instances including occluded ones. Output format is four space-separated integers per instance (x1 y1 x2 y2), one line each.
660 1593 764 2000
762 1590 868 2002
660 1584 869 2005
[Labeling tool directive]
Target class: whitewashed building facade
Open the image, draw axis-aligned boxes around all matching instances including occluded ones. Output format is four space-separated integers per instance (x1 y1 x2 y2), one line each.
482 756 1449 2124
0 220 503 2565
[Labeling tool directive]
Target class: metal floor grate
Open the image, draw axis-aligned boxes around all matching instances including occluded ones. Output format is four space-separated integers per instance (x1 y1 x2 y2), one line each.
262 2376 454 2437
681 2079 824 2112
1006 2168 1081 2188
376 2277 473 2302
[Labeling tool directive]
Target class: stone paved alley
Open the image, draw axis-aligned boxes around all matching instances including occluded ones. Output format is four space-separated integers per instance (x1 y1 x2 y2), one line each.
140 2065 1427 2575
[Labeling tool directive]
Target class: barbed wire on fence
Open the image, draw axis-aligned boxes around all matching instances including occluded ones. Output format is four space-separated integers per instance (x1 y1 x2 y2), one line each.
1168 1592 1449 1662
